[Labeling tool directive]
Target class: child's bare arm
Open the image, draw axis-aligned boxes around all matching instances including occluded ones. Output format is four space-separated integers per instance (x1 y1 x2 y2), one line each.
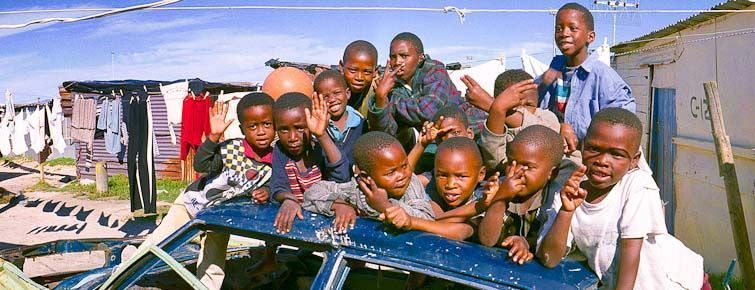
478 200 507 247
615 238 643 290
410 218 474 241
536 165 587 268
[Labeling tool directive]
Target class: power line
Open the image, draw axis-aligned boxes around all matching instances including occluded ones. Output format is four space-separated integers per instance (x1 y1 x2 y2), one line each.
3 5 755 15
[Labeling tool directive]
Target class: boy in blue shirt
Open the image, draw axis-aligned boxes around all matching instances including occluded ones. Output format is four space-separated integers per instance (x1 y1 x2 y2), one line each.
538 3 635 157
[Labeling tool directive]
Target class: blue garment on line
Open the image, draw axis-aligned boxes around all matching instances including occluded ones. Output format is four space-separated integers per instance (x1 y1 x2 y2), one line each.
97 97 123 155
538 53 636 141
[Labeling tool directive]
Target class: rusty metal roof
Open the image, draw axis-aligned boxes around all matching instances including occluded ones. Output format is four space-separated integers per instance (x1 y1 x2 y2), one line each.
611 0 755 54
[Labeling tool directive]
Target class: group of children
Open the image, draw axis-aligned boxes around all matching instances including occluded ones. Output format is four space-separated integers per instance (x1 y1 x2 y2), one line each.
137 3 707 289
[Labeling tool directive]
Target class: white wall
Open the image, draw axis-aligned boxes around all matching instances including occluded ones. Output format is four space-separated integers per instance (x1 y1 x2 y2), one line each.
615 10 755 274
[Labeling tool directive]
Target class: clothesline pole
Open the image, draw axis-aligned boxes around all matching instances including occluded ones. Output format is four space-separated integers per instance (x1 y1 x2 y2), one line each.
703 81 755 287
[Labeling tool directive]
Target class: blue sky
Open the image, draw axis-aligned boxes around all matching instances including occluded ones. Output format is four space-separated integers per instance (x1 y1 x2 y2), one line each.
1 0 724 102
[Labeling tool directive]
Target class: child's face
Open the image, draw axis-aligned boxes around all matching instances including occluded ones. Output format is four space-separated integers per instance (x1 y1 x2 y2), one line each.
555 9 595 58
581 121 641 190
368 142 411 198
315 78 350 119
438 117 473 141
240 105 275 152
434 149 485 208
340 52 377 94
507 142 558 201
389 40 423 83
274 107 311 157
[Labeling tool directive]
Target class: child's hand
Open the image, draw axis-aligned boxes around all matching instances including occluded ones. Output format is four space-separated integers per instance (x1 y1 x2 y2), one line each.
251 188 269 204
274 199 303 233
492 79 536 113
560 123 578 155
481 172 501 207
460 75 494 112
495 161 526 202
380 206 412 230
306 92 330 138
332 201 357 233
356 175 391 212
418 118 453 148
208 101 233 143
560 165 587 212
501 236 534 264
375 59 402 108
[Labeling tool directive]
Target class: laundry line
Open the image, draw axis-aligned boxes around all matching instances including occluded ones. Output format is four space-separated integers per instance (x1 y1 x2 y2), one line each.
5 6 755 15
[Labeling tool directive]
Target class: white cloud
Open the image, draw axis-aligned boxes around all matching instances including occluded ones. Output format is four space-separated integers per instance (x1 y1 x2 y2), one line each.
87 16 214 38
0 28 342 102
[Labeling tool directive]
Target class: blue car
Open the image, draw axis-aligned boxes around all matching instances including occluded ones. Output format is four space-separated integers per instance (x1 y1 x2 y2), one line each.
50 199 597 289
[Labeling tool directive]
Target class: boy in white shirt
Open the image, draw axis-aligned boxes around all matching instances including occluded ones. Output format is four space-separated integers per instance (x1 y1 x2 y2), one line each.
536 108 708 289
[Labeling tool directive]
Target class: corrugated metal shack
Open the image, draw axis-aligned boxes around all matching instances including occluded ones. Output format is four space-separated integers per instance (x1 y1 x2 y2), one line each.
611 0 755 274
59 79 259 181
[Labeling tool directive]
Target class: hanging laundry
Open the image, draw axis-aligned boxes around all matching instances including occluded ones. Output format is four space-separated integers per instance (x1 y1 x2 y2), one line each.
125 90 157 214
521 49 549 80
179 91 211 160
596 37 612 66
96 96 123 155
70 97 97 150
217 91 254 140
46 99 67 154
0 92 14 156
160 80 189 145
11 110 29 155
27 107 46 153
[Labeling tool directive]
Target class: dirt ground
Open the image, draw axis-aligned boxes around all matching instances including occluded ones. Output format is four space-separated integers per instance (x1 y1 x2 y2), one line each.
0 160 166 250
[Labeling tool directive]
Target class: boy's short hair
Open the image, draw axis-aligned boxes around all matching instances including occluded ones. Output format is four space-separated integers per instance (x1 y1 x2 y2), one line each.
313 70 348 91
236 92 274 123
510 125 563 166
391 32 424 54
342 40 378 63
590 107 643 139
353 131 401 174
494 69 534 96
272 92 312 115
437 137 482 168
558 3 594 31
433 105 469 128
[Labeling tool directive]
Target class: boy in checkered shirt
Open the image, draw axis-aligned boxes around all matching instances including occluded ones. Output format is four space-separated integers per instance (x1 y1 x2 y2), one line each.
130 92 277 290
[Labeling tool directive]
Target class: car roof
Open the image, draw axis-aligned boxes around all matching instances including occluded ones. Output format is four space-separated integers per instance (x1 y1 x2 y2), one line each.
196 199 597 289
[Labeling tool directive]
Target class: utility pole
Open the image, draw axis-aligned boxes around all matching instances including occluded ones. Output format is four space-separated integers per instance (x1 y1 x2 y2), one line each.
594 1 640 45
110 51 115 80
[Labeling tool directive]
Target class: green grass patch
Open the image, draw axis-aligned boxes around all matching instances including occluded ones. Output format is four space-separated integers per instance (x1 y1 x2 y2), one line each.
709 272 745 290
43 157 76 166
25 175 188 203
0 155 34 164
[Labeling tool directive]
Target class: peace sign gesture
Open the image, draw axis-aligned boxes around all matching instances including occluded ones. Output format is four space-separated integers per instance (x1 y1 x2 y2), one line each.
375 59 403 108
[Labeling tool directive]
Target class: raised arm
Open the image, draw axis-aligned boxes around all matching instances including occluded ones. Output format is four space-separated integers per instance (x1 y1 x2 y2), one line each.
536 165 587 268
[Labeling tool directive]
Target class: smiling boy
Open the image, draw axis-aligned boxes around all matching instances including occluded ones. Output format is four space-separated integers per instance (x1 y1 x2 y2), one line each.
339 40 379 117
369 32 486 151
536 108 705 289
538 3 635 157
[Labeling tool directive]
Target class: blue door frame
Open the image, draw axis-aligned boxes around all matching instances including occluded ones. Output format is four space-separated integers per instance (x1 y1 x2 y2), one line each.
649 88 676 234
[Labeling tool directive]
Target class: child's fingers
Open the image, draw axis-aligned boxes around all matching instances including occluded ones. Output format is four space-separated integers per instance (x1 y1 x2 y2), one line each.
505 161 516 178
501 236 513 248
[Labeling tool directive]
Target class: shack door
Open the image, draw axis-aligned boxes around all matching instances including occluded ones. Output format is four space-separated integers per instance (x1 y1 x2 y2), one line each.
649 88 676 234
